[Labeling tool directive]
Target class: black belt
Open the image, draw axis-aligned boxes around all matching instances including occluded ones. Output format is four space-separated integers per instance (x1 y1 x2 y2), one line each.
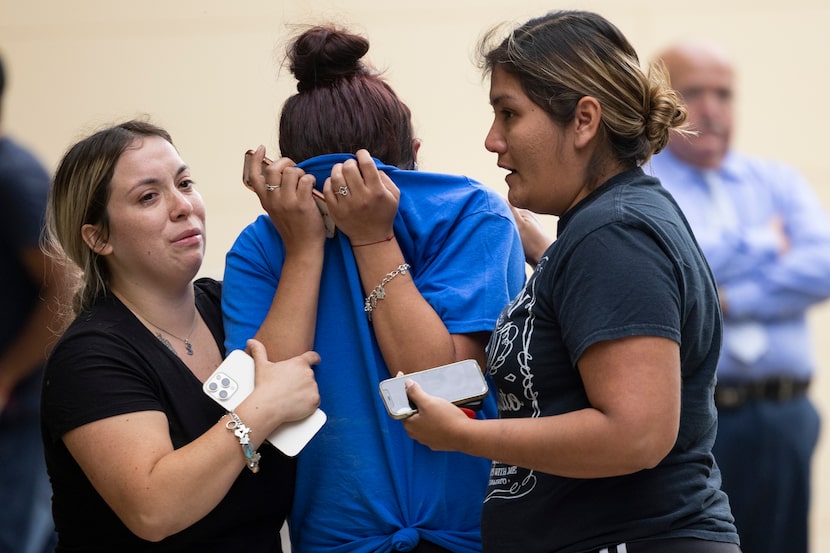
714 377 810 409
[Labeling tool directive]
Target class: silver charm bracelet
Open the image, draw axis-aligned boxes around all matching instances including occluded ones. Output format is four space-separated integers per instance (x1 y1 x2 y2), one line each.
364 263 411 322
225 412 261 473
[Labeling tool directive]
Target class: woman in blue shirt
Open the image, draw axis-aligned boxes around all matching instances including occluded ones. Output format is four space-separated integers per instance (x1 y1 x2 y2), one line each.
224 25 526 553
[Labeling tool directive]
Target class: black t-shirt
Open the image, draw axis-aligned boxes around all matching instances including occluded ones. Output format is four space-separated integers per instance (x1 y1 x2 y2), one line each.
482 169 739 553
42 279 294 552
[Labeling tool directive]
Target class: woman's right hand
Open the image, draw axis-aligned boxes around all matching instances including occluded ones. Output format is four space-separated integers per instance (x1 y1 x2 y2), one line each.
245 339 321 427
243 146 326 254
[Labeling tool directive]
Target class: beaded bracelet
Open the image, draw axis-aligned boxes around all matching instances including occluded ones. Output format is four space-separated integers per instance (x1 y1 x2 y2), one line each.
364 263 411 322
225 412 261 473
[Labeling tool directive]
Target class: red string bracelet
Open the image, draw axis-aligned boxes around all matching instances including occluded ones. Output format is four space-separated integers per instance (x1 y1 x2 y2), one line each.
352 235 394 248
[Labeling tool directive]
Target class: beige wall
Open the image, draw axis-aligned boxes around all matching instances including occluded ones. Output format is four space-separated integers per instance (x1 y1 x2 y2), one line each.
3 0 829 549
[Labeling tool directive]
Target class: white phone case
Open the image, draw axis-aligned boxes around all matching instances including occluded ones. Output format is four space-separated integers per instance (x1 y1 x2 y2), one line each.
203 349 326 456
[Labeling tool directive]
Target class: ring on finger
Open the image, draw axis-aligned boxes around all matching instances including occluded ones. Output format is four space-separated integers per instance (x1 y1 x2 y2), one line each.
337 186 350 196
266 184 280 192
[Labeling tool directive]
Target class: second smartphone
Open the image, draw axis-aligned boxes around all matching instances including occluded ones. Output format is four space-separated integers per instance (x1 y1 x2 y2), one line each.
378 359 489 419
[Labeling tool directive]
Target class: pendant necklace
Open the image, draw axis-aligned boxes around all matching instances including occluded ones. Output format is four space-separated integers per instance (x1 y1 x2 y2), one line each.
139 310 198 356
119 294 199 356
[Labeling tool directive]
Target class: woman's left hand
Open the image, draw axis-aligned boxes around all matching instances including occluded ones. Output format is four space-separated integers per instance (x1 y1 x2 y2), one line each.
324 149 400 246
400 379 471 452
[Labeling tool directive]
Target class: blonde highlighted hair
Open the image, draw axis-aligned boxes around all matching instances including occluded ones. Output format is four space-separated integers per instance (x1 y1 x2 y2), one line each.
479 10 687 183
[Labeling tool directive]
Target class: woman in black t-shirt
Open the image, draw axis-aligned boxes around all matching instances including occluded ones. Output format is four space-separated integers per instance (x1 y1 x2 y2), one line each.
41 120 321 552
400 10 742 553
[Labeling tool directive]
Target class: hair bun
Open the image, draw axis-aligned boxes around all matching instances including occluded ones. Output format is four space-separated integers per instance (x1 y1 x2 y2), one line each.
288 26 370 92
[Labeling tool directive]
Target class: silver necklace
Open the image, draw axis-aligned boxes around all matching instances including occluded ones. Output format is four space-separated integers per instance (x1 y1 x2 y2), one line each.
145 313 198 356
119 295 199 356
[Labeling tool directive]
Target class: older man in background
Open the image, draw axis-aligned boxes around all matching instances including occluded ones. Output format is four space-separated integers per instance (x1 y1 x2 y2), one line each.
649 39 830 553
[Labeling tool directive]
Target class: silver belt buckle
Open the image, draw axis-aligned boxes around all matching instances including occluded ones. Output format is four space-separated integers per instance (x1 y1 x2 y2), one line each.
718 386 742 408
777 377 794 401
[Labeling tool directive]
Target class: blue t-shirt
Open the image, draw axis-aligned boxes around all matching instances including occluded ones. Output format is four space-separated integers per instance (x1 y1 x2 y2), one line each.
482 168 739 552
223 154 526 553
0 136 51 416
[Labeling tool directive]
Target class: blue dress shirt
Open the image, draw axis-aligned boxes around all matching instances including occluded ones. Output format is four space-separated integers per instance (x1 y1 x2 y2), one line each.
648 149 830 381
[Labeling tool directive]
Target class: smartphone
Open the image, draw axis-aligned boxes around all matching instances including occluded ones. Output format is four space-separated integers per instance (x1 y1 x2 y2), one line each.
378 359 489 419
203 349 326 457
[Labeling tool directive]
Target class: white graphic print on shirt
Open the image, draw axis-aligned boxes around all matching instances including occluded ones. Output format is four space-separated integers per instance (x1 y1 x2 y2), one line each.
484 257 549 502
